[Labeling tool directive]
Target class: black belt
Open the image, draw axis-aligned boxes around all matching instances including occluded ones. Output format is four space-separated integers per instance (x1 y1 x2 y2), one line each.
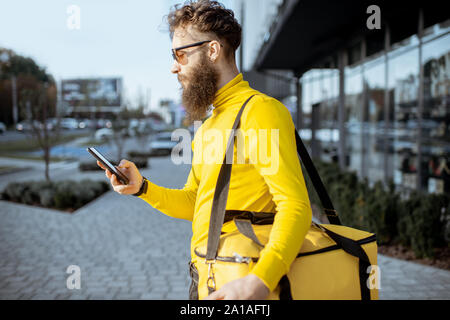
223 210 275 225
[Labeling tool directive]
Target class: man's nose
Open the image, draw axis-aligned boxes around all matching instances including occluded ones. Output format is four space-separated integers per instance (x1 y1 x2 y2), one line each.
171 60 180 74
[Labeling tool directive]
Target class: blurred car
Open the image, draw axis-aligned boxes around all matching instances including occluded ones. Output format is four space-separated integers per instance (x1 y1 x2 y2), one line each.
150 132 181 156
95 128 114 141
78 118 98 130
60 118 79 130
0 122 6 134
148 119 168 133
16 120 43 131
45 118 59 131
96 119 112 129
16 120 31 131
78 119 88 129
127 119 140 136
128 120 156 136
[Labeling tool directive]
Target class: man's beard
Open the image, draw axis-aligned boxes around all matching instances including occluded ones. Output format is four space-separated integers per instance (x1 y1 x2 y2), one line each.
180 53 219 125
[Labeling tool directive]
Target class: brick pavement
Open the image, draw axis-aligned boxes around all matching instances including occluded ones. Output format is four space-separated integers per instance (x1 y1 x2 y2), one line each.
0 155 449 300
0 156 193 300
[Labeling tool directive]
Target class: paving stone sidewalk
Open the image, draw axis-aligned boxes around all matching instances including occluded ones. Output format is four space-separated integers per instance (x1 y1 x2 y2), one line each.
0 156 449 300
0 156 193 300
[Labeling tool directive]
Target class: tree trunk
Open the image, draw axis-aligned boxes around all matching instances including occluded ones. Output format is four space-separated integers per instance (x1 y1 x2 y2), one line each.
42 86 51 182
44 146 50 181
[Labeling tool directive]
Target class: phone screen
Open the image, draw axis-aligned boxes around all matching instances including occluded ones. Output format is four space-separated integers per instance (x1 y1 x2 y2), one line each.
87 147 129 184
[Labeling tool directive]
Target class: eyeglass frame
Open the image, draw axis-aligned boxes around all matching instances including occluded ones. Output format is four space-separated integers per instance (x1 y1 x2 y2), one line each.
171 40 223 63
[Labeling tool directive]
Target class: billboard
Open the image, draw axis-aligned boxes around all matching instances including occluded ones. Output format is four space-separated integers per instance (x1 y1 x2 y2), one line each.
62 77 122 111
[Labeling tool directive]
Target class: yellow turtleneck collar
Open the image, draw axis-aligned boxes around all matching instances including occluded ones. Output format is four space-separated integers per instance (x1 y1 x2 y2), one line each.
212 73 249 114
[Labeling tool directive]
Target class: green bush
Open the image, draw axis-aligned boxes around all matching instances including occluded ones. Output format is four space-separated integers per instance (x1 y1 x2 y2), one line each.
306 160 449 259
1 179 110 211
39 188 55 207
397 192 449 258
53 180 75 209
2 182 30 202
24 181 53 206
348 180 400 245
127 151 153 158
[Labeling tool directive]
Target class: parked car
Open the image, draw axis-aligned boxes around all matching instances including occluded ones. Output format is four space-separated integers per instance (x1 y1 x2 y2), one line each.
16 120 43 131
127 119 140 136
148 119 168 133
45 118 59 131
95 128 114 141
78 119 91 129
150 132 181 156
0 122 6 134
96 119 112 129
60 118 79 130
16 120 30 131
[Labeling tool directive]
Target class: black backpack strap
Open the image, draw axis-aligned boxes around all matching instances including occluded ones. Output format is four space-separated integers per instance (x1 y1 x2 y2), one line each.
205 95 256 262
294 130 342 225
317 224 372 300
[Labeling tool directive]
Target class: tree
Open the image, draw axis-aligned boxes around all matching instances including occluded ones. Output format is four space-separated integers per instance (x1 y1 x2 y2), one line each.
18 79 59 181
1 48 58 181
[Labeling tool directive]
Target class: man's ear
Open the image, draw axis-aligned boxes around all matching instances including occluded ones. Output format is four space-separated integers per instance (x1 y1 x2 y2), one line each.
209 40 222 62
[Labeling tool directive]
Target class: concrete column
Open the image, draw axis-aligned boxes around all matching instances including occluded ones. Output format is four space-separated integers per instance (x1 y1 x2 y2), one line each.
361 37 368 179
417 8 424 191
311 102 321 159
384 24 391 183
338 49 347 170
239 0 245 73
296 76 303 130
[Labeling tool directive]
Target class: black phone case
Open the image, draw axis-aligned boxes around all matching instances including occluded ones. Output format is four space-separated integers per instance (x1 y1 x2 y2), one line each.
87 148 129 184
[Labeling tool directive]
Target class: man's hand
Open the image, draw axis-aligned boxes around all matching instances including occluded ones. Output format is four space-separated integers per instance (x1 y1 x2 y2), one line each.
203 274 270 300
97 159 143 195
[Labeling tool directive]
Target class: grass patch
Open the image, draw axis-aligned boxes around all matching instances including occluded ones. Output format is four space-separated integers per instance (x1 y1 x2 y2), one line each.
0 166 22 175
0 154 73 162
77 138 105 147
0 132 89 154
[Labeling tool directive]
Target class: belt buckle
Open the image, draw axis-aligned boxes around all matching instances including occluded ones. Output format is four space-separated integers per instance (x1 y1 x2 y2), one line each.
205 259 216 291
324 208 338 217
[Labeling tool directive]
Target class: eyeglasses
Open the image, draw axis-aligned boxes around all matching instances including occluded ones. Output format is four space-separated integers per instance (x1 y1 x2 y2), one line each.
172 40 222 64
171 40 212 64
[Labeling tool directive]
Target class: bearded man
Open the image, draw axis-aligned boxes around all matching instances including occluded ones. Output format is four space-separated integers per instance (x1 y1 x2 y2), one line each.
97 0 312 300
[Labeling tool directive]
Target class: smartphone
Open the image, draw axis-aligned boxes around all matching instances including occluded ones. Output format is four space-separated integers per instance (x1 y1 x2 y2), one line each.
87 147 129 185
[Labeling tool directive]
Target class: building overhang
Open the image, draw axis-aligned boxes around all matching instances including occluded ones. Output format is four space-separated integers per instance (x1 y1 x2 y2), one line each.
254 0 448 76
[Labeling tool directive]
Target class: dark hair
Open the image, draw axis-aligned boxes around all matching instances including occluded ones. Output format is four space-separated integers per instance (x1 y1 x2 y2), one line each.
166 0 242 59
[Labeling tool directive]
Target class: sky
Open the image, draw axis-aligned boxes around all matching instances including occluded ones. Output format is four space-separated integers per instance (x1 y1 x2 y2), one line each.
0 0 238 111
3 0 437 115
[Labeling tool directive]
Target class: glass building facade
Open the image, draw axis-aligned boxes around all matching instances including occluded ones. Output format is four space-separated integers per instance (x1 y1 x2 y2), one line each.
298 20 450 195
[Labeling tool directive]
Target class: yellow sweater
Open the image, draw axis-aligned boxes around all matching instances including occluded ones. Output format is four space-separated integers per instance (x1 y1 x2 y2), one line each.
138 73 312 292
